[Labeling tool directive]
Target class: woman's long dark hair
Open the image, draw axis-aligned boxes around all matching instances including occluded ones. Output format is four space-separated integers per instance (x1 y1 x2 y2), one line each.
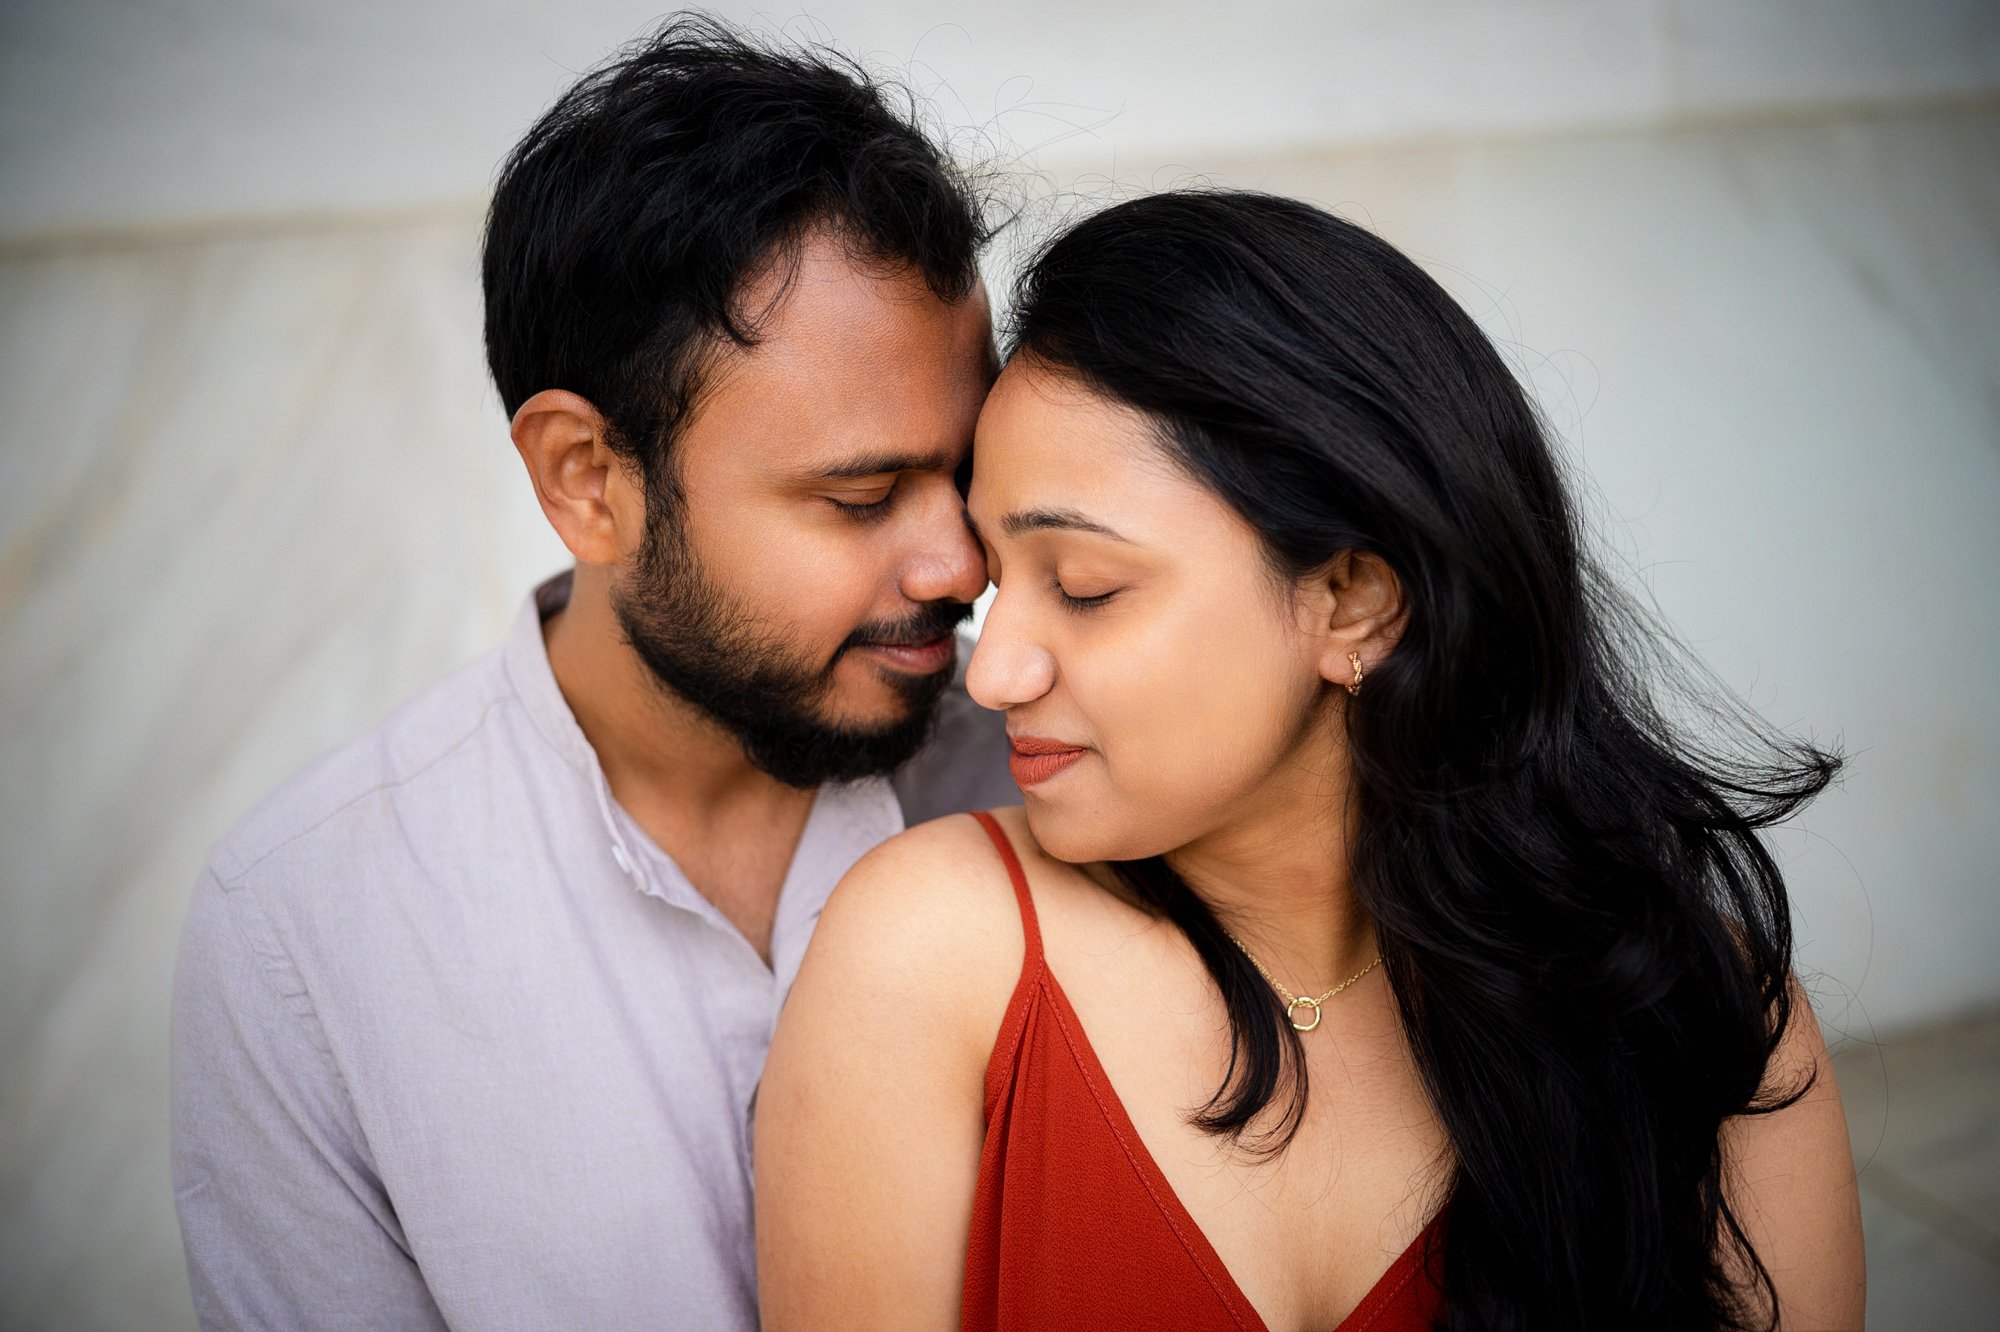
1006 191 1839 1331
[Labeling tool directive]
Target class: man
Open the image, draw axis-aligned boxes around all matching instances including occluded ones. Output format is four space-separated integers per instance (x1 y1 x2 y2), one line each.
169 17 1015 1330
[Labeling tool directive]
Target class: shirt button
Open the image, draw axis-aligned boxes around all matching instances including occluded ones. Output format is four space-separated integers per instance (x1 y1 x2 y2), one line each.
611 844 633 875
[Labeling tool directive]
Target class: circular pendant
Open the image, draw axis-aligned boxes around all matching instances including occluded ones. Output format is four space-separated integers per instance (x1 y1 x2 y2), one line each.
1287 996 1322 1032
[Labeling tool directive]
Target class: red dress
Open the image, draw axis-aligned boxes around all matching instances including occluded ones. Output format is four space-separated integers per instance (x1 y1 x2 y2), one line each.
961 811 1445 1332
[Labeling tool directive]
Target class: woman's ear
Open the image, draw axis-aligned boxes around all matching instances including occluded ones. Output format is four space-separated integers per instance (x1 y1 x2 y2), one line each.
1302 549 1408 688
510 389 647 567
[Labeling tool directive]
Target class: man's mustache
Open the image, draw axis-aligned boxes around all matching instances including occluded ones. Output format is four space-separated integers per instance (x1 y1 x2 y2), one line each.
841 599 975 653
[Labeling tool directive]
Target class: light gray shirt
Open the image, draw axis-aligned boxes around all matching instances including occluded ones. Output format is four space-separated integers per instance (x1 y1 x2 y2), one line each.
169 571 1014 1331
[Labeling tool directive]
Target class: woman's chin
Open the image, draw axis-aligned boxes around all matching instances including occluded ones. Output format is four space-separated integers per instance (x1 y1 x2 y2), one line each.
1018 800 1097 864
1020 799 1161 867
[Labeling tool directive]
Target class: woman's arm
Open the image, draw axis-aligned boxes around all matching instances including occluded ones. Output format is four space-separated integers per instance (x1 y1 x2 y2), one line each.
1721 981 1867 1329
754 814 1026 1331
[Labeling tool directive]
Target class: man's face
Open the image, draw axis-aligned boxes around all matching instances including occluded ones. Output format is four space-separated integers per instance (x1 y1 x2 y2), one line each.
611 231 994 787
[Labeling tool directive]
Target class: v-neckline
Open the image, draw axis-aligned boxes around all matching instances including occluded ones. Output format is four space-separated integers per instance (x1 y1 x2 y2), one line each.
1032 965 1441 1332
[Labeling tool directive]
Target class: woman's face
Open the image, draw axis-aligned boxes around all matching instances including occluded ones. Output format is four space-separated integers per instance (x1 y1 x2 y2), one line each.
965 359 1343 864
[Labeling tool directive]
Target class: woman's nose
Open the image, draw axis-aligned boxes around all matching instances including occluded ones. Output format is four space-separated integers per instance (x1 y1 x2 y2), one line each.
965 595 1056 711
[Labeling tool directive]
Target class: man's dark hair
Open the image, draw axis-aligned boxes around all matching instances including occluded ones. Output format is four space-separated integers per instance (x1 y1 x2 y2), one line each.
482 12 988 477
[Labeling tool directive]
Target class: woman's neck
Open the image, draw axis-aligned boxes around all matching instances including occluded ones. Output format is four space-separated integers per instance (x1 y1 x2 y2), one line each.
1163 727 1377 994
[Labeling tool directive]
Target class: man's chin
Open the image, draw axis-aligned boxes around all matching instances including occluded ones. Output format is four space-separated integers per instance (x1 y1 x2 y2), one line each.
738 702 940 788
810 690 929 737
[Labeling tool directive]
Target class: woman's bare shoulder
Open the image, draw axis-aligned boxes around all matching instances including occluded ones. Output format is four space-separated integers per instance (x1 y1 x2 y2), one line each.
757 810 1033 1329
1719 979 1866 1328
824 807 1029 929
798 808 1037 1039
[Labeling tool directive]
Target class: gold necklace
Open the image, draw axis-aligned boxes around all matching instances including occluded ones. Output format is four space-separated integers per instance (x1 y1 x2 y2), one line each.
1223 931 1382 1032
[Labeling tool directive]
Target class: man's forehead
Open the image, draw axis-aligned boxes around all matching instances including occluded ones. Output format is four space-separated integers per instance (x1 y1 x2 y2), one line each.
732 227 986 346
701 266 989 402
665 233 990 484
676 372 978 485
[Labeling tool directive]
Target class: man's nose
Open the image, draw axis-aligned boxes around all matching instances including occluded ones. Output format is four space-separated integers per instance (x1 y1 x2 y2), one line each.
899 484 990 608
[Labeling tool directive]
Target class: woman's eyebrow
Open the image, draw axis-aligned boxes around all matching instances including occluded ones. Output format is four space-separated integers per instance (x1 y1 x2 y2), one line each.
996 506 1131 542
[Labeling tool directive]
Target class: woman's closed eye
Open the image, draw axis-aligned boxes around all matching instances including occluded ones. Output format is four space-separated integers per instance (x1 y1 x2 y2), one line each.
1054 578 1119 612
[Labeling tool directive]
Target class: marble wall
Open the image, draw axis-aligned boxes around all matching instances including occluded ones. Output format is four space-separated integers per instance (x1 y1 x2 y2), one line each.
0 213 570 1327
2 4 1998 1328
8 0 2000 239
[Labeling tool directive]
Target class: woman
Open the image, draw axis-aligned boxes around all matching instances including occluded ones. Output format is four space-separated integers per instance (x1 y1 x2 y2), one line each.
754 191 1864 1330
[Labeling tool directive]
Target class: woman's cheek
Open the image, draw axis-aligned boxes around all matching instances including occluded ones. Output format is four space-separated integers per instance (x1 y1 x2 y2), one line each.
1087 642 1241 846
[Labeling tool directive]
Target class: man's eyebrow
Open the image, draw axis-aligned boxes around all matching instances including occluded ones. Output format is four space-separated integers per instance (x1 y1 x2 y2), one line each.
995 507 1130 542
797 449 961 482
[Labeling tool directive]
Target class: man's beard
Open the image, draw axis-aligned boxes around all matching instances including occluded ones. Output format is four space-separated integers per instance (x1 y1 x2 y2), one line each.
610 503 972 790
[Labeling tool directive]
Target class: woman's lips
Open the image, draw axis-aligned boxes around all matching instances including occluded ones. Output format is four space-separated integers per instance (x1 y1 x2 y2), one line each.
1008 735 1088 788
854 634 956 675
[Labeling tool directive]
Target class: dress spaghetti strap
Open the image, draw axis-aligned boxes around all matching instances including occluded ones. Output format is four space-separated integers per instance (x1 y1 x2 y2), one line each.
969 810 1042 962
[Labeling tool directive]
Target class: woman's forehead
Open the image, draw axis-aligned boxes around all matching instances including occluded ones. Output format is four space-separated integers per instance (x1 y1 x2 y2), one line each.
976 364 1166 485
969 364 1241 551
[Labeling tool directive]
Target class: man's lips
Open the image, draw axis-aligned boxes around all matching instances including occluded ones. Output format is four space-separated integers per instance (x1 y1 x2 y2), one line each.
1008 734 1088 788
852 633 956 674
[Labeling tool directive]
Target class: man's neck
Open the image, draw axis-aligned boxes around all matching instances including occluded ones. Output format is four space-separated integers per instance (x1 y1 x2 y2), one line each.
542 565 817 964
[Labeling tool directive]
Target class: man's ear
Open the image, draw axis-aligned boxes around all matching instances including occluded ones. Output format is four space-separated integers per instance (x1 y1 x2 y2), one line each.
510 390 645 567
1301 549 1408 688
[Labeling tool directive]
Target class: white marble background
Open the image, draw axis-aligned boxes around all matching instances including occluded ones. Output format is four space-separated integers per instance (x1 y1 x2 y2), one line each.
3 2 1997 1328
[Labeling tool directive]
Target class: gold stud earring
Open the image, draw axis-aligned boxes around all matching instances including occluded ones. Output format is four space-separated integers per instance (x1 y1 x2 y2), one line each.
1344 651 1364 696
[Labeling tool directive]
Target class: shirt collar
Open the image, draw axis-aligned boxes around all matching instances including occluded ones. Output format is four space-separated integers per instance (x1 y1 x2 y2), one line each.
499 569 905 927
501 569 599 778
